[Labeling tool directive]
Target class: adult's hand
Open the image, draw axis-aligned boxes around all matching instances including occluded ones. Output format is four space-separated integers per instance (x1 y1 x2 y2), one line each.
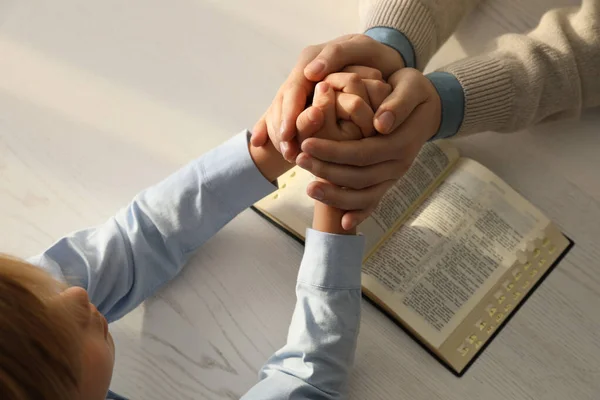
251 34 405 161
297 68 442 230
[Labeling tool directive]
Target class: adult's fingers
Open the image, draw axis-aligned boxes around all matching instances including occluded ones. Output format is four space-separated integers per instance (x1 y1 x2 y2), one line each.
342 209 372 231
343 180 396 230
385 99 442 146
266 95 283 148
280 82 309 142
296 153 408 190
278 38 352 143
301 134 406 167
306 179 395 211
304 34 404 81
250 115 268 147
304 106 430 185
373 68 430 134
277 44 328 143
277 35 381 144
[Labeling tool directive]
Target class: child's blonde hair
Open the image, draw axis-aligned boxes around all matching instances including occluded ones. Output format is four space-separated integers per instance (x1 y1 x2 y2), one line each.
0 254 82 399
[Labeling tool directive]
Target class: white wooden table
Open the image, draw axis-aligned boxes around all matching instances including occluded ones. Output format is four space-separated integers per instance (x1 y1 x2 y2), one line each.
1 1 599 399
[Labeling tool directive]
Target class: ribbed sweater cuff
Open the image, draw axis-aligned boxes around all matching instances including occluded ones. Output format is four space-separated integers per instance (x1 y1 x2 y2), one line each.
439 56 514 135
363 0 436 71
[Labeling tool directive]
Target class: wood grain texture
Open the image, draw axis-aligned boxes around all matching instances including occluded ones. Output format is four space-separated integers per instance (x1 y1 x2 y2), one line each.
1 0 599 399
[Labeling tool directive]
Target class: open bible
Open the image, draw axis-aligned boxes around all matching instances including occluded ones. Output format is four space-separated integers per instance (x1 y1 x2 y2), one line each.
252 140 573 376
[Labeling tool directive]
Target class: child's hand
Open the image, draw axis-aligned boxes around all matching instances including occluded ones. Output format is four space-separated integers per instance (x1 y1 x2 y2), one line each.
296 69 392 144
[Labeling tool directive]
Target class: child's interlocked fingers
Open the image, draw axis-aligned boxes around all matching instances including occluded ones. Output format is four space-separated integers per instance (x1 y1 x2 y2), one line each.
295 68 391 144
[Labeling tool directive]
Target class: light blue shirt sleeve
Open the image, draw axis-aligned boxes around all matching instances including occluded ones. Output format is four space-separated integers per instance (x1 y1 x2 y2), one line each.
28 130 366 400
28 130 275 323
242 228 365 400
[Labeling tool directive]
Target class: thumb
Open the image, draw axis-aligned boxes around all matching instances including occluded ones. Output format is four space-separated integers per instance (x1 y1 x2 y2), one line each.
296 106 325 144
250 116 269 147
311 82 337 132
373 69 428 134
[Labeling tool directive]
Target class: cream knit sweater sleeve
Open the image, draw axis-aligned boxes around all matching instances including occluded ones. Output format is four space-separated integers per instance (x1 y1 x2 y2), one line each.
361 0 600 136
360 0 482 70
439 0 600 135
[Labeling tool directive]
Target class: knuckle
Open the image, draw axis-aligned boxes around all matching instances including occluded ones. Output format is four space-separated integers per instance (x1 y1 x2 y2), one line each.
388 98 409 119
301 45 318 57
339 34 357 42
347 73 362 86
404 67 420 77
348 97 364 113
341 121 363 140
371 68 383 80
352 34 373 46
378 81 393 96
327 43 344 58
286 81 304 94
358 66 382 80
370 81 390 99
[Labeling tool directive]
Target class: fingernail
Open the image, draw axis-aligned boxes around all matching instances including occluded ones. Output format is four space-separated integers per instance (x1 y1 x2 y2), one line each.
310 187 324 200
316 82 329 94
306 59 325 76
280 142 289 155
279 120 287 135
296 156 312 170
376 111 395 133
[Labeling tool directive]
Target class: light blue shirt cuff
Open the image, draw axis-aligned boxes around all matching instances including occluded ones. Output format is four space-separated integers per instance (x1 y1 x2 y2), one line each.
365 27 416 69
426 72 465 140
298 229 365 289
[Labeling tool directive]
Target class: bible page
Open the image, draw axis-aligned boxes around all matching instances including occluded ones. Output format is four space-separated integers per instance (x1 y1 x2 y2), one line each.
359 140 459 251
362 158 551 348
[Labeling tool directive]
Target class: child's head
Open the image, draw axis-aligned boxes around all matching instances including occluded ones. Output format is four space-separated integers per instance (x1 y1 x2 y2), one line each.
0 255 115 400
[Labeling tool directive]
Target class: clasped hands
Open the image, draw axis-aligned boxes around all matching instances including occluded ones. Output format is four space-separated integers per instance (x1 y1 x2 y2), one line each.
252 34 443 230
